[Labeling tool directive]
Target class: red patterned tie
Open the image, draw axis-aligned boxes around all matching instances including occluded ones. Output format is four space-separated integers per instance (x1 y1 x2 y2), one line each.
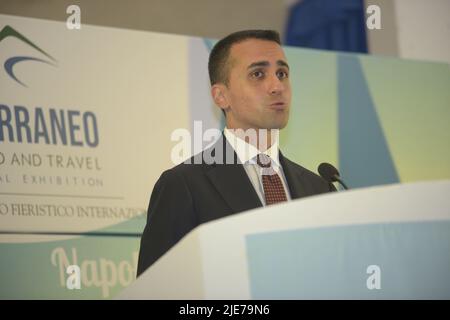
257 154 288 205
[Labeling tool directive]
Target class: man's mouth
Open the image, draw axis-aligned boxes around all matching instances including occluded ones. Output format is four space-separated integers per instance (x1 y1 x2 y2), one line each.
269 102 287 110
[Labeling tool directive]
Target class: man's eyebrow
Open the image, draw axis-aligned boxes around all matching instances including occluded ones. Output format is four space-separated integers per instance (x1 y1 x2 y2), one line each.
247 61 270 69
247 60 290 70
277 60 290 70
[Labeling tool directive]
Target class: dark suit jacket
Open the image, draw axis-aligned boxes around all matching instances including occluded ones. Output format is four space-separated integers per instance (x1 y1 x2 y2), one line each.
137 134 335 276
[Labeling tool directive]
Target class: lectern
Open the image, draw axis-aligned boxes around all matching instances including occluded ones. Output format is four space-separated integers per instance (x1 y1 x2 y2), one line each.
118 180 450 299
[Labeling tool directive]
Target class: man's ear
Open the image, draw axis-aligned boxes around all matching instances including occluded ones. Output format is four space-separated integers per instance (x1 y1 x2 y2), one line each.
211 84 230 112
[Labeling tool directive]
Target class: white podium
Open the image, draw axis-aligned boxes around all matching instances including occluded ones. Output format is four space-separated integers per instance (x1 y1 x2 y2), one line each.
118 180 450 299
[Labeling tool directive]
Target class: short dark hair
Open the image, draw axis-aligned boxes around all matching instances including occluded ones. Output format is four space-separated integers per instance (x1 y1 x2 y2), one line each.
208 30 281 86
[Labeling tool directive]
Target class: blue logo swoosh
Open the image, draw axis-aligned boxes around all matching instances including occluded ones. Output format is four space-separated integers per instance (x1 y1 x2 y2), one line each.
4 56 56 87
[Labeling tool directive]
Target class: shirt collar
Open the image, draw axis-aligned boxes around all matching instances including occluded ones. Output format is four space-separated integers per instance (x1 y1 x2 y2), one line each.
224 127 280 167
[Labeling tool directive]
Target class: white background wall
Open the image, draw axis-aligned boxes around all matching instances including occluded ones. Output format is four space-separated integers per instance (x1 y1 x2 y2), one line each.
365 0 450 63
0 0 289 40
394 0 450 63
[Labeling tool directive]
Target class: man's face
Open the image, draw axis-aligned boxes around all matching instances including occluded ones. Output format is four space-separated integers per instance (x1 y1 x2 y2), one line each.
221 39 291 130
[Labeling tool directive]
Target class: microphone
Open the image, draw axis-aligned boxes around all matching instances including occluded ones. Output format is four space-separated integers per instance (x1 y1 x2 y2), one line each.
318 162 349 190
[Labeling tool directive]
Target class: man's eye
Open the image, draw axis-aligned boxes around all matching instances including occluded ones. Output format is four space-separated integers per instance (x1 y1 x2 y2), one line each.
251 71 264 79
277 71 289 79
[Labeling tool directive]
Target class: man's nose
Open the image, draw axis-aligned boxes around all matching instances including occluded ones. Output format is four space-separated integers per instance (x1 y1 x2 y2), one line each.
267 75 284 95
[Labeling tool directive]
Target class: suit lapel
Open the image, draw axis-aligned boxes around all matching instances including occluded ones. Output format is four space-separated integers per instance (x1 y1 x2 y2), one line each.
203 135 310 211
279 151 308 200
205 135 262 213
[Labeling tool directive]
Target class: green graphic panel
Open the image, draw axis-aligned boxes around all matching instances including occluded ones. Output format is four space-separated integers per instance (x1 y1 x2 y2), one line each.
360 57 450 182
0 236 139 299
0 217 145 299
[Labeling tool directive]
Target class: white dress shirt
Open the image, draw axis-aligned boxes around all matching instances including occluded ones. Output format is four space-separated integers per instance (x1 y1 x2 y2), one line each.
223 127 292 206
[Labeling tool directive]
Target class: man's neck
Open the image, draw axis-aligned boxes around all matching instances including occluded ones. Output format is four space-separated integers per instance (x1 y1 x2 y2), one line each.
225 127 280 152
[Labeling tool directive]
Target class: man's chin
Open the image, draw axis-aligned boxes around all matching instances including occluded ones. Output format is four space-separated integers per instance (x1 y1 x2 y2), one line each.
265 118 289 130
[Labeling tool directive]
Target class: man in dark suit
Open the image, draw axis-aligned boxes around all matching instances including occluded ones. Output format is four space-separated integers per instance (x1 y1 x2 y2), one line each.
137 30 335 277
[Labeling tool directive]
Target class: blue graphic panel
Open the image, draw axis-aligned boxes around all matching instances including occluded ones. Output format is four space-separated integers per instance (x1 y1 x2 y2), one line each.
338 55 399 188
246 221 450 299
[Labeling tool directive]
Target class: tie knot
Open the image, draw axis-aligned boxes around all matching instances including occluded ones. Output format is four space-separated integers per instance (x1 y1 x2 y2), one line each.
256 154 272 168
